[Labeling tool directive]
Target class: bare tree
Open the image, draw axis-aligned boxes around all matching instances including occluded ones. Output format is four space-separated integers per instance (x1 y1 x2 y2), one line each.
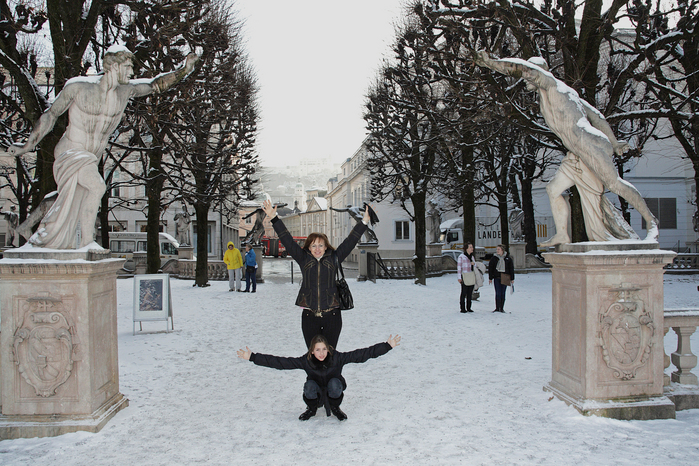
365 20 444 285
163 5 259 286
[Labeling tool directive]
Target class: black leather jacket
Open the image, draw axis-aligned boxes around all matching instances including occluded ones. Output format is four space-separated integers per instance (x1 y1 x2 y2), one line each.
272 216 367 311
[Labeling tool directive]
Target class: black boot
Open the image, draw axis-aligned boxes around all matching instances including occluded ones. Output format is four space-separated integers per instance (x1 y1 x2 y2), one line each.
299 395 318 421
328 394 347 421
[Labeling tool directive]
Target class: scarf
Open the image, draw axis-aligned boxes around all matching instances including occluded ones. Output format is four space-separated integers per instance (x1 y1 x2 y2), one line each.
495 253 506 273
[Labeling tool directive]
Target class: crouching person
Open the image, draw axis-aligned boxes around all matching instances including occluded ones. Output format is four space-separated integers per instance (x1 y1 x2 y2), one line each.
237 333 401 421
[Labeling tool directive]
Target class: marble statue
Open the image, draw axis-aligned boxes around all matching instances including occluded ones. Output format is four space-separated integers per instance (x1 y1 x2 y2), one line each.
427 200 442 244
330 205 378 243
174 204 191 246
508 208 525 242
2 205 19 247
475 51 658 246
242 208 266 245
7 45 198 249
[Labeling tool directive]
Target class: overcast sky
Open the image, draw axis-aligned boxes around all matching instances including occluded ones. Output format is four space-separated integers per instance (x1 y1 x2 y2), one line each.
234 0 408 167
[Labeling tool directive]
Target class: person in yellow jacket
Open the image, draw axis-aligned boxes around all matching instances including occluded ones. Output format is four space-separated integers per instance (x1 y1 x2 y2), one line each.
223 242 243 292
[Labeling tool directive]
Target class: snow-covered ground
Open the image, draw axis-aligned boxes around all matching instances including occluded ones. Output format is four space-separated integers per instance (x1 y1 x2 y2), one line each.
1 260 698 465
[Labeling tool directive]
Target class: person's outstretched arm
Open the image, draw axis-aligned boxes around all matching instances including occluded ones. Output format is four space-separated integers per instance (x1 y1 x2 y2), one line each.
238 346 306 370
337 335 401 365
264 199 305 260
333 205 372 262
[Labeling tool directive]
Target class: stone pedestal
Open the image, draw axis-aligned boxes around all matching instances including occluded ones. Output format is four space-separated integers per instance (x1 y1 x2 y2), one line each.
509 242 526 269
254 245 264 283
133 251 147 274
427 243 444 257
0 252 128 439
177 245 194 260
543 245 676 420
358 243 379 281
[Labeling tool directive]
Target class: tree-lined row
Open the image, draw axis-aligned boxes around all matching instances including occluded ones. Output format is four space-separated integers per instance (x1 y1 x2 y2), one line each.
364 0 698 284
1 0 258 285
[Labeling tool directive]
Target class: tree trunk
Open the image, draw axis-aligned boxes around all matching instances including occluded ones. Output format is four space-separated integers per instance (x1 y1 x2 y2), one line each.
498 194 509 250
146 147 164 274
462 187 476 247
413 191 427 285
194 202 210 287
693 159 699 228
99 191 110 249
569 186 588 243
520 176 538 255
461 143 477 245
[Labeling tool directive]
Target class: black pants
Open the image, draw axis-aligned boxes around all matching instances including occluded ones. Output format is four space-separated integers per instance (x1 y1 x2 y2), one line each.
301 308 342 349
460 283 474 312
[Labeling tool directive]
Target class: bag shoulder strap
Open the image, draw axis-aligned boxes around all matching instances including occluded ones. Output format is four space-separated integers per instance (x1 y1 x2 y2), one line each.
334 253 345 280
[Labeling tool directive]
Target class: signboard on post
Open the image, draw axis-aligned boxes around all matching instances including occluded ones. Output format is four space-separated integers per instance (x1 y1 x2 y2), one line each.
133 274 174 335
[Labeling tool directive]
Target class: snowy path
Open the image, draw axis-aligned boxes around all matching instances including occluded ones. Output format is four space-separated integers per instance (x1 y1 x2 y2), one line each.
1 268 698 465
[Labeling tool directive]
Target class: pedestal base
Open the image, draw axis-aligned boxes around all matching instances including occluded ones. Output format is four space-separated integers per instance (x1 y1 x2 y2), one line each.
665 382 699 411
0 393 128 440
543 246 676 420
544 383 675 420
0 255 127 438
358 243 379 281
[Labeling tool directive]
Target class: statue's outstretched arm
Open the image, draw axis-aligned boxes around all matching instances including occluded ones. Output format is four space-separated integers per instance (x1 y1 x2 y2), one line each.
151 53 199 94
474 50 521 77
8 87 75 157
133 53 199 97
582 101 629 154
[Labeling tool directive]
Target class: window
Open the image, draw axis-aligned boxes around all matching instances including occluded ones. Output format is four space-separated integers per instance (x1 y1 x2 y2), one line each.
110 240 135 253
161 242 178 256
642 198 677 229
395 220 410 240
193 222 214 254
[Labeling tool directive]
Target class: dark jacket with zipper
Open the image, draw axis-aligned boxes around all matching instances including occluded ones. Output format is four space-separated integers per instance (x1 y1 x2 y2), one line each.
249 342 392 390
272 216 367 311
487 253 515 281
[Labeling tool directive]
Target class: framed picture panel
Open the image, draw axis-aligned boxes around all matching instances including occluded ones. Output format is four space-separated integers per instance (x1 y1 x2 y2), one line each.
133 274 173 334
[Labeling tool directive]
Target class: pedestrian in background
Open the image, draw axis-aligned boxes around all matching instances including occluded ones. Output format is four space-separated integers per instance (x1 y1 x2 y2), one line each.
457 242 476 313
223 242 243 292
244 243 257 292
488 244 515 313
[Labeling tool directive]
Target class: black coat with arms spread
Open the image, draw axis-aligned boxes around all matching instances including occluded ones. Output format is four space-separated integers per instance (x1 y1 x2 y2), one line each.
249 342 392 390
272 216 367 311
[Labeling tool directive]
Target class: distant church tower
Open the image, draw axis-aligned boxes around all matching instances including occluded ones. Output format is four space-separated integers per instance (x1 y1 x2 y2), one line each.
294 181 305 212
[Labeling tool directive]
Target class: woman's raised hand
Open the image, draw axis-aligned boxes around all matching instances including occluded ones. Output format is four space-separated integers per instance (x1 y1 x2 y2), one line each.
387 334 401 348
262 200 277 219
237 347 252 360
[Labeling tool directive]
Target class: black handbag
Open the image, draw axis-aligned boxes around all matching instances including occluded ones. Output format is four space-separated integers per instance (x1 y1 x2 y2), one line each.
334 254 354 310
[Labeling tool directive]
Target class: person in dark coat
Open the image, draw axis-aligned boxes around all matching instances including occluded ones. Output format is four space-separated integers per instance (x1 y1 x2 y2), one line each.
488 244 515 313
237 333 401 421
262 199 370 348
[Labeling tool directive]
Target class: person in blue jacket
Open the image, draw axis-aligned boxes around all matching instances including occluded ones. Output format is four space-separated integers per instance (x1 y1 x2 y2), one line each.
243 243 257 292
237 333 401 421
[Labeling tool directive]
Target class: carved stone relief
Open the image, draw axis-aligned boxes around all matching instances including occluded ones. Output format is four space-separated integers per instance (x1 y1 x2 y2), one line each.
599 284 654 381
12 295 79 397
